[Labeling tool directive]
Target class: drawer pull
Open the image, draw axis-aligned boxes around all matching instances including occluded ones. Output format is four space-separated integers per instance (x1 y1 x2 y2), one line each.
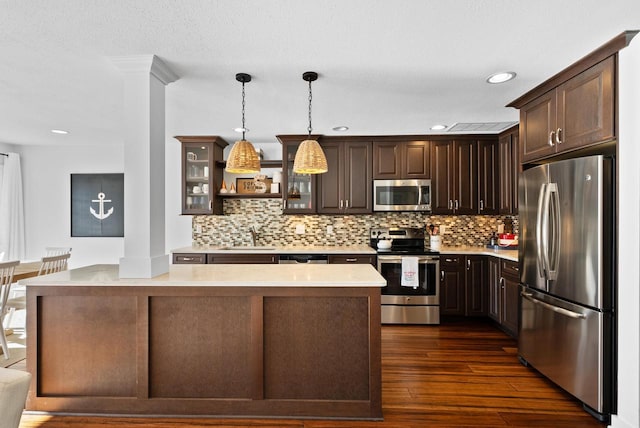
345 258 358 262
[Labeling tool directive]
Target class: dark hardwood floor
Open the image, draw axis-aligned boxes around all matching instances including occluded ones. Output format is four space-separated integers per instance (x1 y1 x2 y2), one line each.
16 319 605 427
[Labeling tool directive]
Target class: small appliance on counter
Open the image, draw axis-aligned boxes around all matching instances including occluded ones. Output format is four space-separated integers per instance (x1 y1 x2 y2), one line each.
370 227 440 325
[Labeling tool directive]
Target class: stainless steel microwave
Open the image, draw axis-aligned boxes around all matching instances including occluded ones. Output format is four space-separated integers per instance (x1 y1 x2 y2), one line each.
373 179 432 212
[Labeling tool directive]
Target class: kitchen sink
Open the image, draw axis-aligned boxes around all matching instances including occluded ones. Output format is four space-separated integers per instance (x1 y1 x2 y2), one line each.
220 246 276 251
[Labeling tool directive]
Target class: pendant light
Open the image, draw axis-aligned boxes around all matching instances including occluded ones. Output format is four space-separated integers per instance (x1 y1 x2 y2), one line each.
226 73 261 174
293 71 328 174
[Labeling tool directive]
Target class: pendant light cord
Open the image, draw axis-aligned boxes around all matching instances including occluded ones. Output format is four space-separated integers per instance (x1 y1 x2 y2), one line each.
307 79 313 137
241 80 246 141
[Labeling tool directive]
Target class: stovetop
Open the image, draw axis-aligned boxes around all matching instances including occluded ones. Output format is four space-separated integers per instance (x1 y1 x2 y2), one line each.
369 227 440 255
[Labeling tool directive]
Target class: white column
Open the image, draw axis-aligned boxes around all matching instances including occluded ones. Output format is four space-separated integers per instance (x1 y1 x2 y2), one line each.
111 55 178 278
611 37 640 428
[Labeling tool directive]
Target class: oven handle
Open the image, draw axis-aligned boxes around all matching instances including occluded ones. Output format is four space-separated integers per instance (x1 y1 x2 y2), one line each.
377 256 439 263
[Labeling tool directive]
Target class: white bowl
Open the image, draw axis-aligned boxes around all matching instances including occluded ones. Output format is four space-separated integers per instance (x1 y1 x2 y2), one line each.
377 240 392 250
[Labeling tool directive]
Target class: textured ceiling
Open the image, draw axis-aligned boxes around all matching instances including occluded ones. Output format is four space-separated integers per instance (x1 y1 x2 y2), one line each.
1 0 639 149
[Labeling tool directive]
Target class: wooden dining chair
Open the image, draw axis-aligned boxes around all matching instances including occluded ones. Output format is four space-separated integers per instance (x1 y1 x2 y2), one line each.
0 260 19 360
4 253 71 333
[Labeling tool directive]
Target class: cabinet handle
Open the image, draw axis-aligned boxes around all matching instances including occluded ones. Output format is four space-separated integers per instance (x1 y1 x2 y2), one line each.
467 259 471 270
441 270 444 281
181 257 195 261
209 200 212 210
548 131 555 146
283 200 287 210
340 200 344 209
448 200 453 210
479 199 484 211
500 277 505 288
345 258 358 262
454 200 459 210
555 128 563 144
445 258 457 262
345 199 349 208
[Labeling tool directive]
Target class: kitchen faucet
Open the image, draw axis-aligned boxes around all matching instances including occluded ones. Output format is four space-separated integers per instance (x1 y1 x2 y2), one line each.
250 226 257 246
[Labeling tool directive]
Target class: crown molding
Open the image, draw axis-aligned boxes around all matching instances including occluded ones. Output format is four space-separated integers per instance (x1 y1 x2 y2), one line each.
110 55 179 85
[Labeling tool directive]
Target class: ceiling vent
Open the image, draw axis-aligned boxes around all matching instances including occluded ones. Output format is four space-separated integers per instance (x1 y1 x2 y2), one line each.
446 122 518 133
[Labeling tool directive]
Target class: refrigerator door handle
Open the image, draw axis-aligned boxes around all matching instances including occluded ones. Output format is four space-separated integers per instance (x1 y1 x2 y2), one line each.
536 183 550 281
521 292 586 319
547 182 560 281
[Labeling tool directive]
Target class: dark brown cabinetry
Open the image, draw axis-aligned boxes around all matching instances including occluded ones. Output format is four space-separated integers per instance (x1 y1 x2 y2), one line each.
488 258 519 337
207 253 279 264
477 139 499 215
328 254 376 265
517 57 615 163
176 136 228 215
172 253 207 264
498 126 520 215
318 139 372 214
277 135 318 214
439 255 465 316
373 140 430 179
431 140 477 214
465 256 487 316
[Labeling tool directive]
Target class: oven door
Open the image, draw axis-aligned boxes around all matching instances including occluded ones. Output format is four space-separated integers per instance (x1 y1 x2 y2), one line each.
378 255 439 305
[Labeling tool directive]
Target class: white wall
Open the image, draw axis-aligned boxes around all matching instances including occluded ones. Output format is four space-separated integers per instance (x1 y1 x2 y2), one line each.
611 38 640 428
20 144 125 268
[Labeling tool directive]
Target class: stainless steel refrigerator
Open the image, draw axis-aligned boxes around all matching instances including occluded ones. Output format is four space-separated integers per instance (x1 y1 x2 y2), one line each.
518 155 615 421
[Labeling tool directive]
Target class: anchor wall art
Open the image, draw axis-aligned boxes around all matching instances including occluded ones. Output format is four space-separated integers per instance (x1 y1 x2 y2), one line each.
71 173 124 237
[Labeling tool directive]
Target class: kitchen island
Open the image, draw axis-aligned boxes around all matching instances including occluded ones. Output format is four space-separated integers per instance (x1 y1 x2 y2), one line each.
23 264 384 420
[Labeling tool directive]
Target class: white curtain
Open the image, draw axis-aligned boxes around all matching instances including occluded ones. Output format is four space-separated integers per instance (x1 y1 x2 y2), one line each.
0 153 25 260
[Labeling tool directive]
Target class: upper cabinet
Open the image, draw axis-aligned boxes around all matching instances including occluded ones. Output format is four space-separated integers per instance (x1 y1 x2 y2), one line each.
278 135 318 214
498 126 520 215
318 139 372 214
373 140 431 179
477 139 499 215
175 135 228 215
431 140 477 215
507 31 640 164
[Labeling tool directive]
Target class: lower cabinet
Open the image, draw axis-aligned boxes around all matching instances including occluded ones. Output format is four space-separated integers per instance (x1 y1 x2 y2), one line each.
328 254 376 265
465 256 487 316
207 254 279 264
488 258 520 337
440 256 465 316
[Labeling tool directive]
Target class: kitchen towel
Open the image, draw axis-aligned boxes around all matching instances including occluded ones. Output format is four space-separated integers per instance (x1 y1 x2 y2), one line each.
401 256 419 288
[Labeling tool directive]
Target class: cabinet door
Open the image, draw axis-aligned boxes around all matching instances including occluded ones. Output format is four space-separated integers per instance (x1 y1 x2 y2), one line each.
373 141 401 179
487 258 501 321
177 137 227 215
453 140 478 215
431 140 454 214
498 134 514 214
404 141 431 178
282 140 317 213
344 141 372 213
440 255 465 316
512 132 520 214
478 140 499 215
465 256 487 316
520 90 557 163
316 141 342 214
502 275 520 337
557 56 615 153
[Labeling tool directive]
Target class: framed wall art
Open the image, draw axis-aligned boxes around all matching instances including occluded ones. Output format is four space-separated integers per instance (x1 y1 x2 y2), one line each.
71 173 124 237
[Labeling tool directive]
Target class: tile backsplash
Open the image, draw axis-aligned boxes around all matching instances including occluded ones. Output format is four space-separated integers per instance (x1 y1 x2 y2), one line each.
192 199 518 248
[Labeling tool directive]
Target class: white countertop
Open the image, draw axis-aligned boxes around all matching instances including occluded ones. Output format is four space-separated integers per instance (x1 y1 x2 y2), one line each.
437 246 518 262
172 245 377 255
20 263 386 288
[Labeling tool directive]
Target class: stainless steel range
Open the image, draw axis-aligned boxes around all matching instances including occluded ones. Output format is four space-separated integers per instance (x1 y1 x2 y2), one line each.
370 227 440 324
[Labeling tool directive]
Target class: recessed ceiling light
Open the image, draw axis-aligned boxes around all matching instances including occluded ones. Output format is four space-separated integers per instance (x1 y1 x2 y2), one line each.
51 129 68 134
332 126 349 132
233 127 249 133
486 71 517 84
430 124 448 131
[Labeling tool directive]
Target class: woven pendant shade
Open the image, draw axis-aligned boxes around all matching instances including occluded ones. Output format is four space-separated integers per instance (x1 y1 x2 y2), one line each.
226 139 260 173
293 139 328 174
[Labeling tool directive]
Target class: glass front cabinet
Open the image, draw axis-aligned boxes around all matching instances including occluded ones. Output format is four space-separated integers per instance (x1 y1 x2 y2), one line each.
278 135 318 214
175 136 228 215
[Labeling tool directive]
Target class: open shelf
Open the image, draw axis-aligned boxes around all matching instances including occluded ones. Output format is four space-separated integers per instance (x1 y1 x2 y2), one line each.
216 160 283 169
218 193 282 199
